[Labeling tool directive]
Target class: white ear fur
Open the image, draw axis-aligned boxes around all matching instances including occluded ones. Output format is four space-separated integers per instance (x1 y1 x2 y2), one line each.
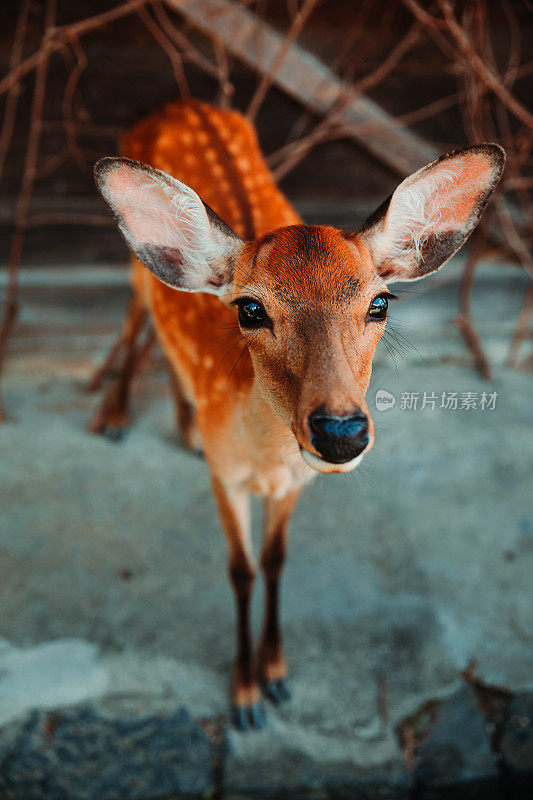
94 157 243 294
359 144 505 282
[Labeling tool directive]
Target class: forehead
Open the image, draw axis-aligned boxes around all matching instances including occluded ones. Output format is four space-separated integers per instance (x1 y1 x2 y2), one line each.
234 224 381 304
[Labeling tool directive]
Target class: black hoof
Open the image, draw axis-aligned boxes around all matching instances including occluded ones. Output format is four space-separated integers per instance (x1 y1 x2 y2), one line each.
103 425 127 442
178 436 204 458
232 702 266 731
261 677 291 705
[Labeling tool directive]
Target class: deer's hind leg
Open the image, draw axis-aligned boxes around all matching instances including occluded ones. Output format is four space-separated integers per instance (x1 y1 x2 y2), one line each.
90 294 153 440
166 364 203 455
258 488 300 704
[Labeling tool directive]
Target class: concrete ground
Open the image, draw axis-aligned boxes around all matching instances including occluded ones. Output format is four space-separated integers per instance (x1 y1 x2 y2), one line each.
0 260 532 797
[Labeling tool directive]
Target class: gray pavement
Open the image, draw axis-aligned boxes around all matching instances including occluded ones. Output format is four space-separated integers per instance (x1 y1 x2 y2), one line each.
0 261 532 797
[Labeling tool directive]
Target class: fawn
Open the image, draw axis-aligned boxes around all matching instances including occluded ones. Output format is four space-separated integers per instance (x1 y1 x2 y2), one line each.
94 99 504 730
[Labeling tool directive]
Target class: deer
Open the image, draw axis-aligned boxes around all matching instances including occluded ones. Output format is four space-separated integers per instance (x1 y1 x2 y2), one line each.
94 99 505 730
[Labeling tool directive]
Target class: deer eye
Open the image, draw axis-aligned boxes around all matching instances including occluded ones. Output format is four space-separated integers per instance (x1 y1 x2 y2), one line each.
235 298 270 329
368 294 391 321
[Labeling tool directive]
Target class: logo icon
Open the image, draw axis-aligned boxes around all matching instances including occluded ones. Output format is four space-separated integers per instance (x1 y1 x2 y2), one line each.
375 389 395 411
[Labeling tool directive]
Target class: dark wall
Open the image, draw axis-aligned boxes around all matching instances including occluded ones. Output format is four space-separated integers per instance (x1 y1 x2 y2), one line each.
1 0 531 266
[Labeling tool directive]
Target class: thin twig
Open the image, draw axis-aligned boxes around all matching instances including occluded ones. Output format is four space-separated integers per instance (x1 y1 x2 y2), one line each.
246 0 320 121
212 34 233 108
40 120 121 137
437 0 533 131
63 33 90 172
24 213 113 227
496 200 533 366
0 0 57 423
0 0 148 99
138 2 190 96
0 0 31 181
508 280 533 369
153 2 225 81
455 215 492 380
271 20 422 180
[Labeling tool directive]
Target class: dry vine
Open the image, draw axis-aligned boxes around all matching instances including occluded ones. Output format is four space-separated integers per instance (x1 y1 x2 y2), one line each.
1 0 532 421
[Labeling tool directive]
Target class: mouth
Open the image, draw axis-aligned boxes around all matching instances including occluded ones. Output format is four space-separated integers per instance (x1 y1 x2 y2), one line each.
299 447 365 474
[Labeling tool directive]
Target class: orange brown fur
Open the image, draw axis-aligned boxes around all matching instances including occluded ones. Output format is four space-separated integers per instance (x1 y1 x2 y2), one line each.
123 101 312 481
122 100 316 724
96 99 504 728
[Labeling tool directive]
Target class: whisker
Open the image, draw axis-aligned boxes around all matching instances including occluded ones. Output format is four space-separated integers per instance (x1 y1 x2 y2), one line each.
223 341 249 389
213 336 246 379
382 331 404 358
387 323 424 361
381 337 400 379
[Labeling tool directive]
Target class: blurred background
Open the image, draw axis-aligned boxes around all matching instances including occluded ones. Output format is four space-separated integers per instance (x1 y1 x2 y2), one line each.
1 2 532 798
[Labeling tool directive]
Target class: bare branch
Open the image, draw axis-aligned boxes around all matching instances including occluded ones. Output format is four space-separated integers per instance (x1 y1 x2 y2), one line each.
62 33 90 172
437 0 533 131
153 3 225 80
246 0 320 121
138 2 190 96
0 0 32 180
271 20 422 180
0 0 57 422
0 0 148 99
212 34 233 108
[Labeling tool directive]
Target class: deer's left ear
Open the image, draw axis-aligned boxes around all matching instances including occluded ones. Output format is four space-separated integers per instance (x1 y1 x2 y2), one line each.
357 144 505 282
94 157 244 294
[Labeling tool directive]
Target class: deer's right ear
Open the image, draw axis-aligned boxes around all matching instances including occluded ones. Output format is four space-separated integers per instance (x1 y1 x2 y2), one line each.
357 144 505 282
94 157 243 294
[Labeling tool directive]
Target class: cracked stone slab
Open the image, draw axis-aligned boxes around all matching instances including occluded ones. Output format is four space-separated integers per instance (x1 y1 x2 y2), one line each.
1 273 532 795
0 639 109 727
0 699 214 800
499 693 533 796
414 685 499 799
223 718 409 799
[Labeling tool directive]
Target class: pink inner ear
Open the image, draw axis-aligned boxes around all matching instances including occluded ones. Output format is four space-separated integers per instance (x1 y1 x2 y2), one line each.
105 167 173 247
430 153 494 229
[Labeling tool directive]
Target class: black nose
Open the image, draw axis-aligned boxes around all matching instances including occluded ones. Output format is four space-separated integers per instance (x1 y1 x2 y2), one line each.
308 410 369 463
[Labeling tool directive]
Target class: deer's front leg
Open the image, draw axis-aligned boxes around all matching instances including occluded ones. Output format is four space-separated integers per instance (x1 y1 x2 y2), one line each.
259 489 300 705
211 476 263 731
